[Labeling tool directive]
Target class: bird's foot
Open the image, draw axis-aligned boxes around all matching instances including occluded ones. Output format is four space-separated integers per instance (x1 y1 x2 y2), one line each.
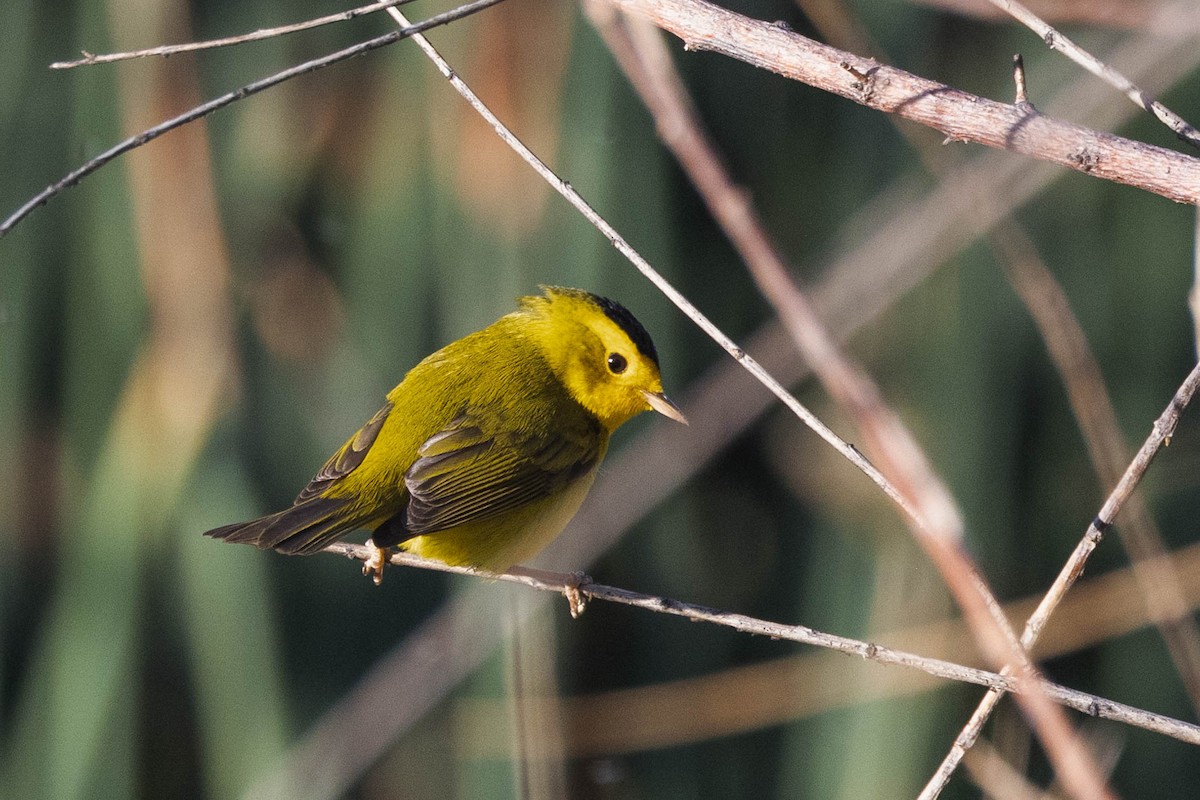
362 542 388 585
563 570 592 619
505 566 592 618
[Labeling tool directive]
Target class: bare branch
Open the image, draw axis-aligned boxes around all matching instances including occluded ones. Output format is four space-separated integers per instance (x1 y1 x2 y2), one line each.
1033 363 1200 639
50 0 418 68
606 0 1200 204
985 0 1200 148
0 0 508 238
319 542 1200 750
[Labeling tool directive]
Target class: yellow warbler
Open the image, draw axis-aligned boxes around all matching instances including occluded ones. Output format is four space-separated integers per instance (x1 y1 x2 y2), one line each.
205 286 685 579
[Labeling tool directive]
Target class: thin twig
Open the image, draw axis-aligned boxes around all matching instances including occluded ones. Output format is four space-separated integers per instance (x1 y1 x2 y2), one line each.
606 0 1200 204
0 0 507 238
50 0 418 68
586 7 1113 798
319 542 1200 748
906 0 1168 28
1024 359 1195 664
985 0 1200 149
1013 53 1029 105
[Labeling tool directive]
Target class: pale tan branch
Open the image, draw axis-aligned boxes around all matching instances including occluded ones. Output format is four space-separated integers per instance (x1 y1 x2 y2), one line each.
606 0 1200 204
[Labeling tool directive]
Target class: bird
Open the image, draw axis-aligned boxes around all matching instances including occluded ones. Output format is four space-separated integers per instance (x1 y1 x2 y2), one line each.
204 285 686 582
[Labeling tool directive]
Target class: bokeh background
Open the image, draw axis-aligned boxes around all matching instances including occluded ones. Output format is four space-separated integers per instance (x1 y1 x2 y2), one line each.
3 0 1200 797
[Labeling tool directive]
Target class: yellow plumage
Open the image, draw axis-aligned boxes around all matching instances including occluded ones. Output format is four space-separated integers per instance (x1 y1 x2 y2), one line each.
205 286 685 576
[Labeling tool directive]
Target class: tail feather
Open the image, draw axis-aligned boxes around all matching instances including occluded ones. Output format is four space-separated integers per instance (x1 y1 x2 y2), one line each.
204 496 375 555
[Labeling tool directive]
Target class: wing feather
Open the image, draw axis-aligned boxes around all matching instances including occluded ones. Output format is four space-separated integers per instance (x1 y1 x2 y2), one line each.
205 495 380 555
403 412 602 535
295 400 393 504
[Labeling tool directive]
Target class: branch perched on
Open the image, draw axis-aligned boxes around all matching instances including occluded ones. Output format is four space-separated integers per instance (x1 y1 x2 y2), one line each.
320 541 1200 749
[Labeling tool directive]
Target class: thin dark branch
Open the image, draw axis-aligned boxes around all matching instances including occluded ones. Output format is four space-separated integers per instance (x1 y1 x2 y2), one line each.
0 0 507 238
50 0 420 68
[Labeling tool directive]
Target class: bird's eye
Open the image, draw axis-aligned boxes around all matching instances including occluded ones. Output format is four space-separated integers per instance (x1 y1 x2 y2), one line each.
607 353 628 374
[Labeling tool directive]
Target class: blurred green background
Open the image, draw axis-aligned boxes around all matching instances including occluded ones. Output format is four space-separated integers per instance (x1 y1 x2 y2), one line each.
3 0 1200 797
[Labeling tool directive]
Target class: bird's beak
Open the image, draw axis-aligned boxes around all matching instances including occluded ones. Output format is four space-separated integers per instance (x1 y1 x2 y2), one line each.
642 390 688 425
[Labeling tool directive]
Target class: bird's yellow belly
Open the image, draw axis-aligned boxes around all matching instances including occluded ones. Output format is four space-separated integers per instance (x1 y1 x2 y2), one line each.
400 468 599 574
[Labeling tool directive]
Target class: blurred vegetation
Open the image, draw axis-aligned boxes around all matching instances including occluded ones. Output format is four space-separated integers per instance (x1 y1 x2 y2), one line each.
3 0 1200 797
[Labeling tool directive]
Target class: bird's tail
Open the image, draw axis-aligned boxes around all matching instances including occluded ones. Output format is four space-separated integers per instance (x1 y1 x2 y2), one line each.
204 496 376 555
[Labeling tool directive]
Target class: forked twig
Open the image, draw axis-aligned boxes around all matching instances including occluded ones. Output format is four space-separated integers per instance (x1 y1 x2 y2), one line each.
985 0 1200 148
921 361 1200 798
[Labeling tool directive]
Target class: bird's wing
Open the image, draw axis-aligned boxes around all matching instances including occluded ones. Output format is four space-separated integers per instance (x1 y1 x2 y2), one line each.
295 400 393 504
403 412 602 535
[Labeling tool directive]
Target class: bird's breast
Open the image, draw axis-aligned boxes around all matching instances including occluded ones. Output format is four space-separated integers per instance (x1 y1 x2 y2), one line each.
400 462 601 573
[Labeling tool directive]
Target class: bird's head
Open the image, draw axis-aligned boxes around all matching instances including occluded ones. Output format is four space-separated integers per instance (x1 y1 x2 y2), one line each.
522 286 687 431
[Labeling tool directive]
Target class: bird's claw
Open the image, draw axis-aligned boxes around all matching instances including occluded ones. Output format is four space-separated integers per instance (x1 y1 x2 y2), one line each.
563 570 592 619
362 544 387 585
